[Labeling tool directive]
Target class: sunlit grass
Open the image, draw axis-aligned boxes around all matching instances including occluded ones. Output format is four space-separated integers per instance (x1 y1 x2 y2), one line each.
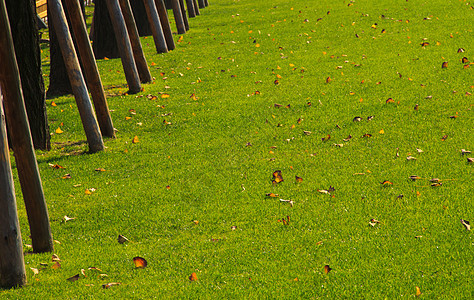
2 0 472 298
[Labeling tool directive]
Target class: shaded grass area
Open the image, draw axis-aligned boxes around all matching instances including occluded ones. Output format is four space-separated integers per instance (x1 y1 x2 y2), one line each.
3 0 473 298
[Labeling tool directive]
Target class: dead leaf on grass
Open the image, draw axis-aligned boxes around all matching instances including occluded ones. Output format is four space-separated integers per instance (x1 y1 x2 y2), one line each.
133 257 147 268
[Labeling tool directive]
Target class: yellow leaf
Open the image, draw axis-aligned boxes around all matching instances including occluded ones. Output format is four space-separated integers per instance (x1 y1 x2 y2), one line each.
132 136 139 144
55 127 63 134
415 286 422 297
85 189 92 195
255 43 260 47
51 101 57 107
125 116 132 120
161 94 170 99
379 129 385 134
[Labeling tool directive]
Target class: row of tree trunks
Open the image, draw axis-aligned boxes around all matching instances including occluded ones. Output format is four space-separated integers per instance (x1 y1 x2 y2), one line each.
1 0 53 267
48 0 105 152
64 0 116 138
0 4 27 285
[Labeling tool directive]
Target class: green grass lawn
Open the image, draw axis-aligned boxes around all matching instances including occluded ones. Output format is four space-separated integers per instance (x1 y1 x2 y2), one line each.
2 0 473 298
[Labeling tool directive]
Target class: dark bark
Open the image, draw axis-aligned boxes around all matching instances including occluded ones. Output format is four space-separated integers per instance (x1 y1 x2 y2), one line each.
130 0 151 36
5 0 50 150
47 0 85 98
91 0 119 59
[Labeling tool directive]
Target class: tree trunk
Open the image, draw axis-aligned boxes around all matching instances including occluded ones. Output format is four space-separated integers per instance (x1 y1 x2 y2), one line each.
91 0 120 59
5 0 50 150
47 0 85 98
130 0 151 36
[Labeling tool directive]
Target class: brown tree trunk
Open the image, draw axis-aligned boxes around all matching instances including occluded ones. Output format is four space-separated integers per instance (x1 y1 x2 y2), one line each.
47 0 85 98
91 0 120 59
5 0 50 150
130 0 151 36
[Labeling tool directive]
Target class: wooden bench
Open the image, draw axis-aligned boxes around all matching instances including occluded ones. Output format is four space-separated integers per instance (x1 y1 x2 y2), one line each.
36 0 47 20
36 0 94 22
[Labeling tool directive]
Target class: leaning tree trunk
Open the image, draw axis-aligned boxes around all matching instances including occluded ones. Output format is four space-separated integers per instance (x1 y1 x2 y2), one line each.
130 0 151 36
47 0 85 98
91 0 120 59
92 0 151 58
5 0 50 150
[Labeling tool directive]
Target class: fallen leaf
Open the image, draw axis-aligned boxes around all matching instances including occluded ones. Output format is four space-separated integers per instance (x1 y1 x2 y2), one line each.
361 133 372 138
67 274 80 282
409 175 422 181
132 136 139 144
441 135 448 141
55 127 64 134
30 267 39 275
460 219 470 230
189 272 198 281
442 61 448 68
324 265 332 274
406 156 417 161
386 98 395 104
295 176 303 183
353 116 361 122
103 282 121 289
118 235 129 244
321 134 331 142
281 215 290 225
279 198 294 207
416 286 422 297
62 174 72 179
266 193 279 197
343 135 352 142
95 168 106 172
49 163 65 169
52 254 60 261
381 180 393 185
272 170 284 184
303 130 312 135
467 157 474 163
133 257 147 268
63 215 75 222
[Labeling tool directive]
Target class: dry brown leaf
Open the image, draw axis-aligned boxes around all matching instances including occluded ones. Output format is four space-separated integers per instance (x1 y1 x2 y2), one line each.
66 274 79 282
133 257 147 268
103 282 121 289
118 235 129 244
189 272 198 281
461 219 471 231
324 265 332 274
